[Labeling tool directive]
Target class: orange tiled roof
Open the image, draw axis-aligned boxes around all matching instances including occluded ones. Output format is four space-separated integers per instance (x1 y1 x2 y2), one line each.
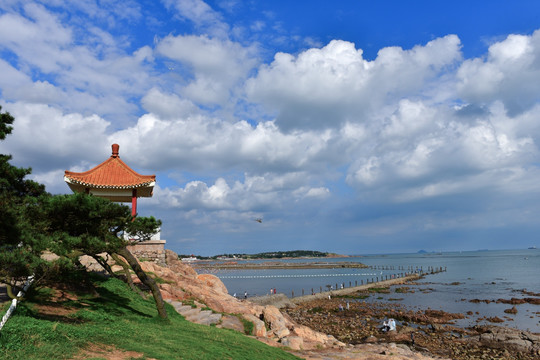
64 144 155 189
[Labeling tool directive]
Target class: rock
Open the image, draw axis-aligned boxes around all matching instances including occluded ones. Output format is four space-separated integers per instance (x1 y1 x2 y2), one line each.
243 314 267 337
486 316 504 323
281 336 304 350
475 325 540 353
365 335 378 343
196 274 228 294
263 305 290 339
217 315 244 333
504 306 518 314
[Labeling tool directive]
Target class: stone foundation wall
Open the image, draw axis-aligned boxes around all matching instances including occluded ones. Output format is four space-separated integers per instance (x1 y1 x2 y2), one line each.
126 240 167 266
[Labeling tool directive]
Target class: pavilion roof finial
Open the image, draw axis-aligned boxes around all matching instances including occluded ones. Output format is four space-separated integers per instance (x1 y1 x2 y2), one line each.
111 143 120 158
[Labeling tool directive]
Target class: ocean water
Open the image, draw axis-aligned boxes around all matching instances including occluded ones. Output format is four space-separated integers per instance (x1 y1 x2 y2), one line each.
203 249 540 332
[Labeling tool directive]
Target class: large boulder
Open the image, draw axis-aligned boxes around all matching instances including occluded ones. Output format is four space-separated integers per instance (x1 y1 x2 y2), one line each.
263 305 290 339
281 336 304 350
475 325 540 354
243 314 267 337
197 274 228 294
217 315 245 333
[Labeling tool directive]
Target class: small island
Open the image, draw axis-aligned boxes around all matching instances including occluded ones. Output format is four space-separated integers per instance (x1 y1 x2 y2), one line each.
178 249 347 260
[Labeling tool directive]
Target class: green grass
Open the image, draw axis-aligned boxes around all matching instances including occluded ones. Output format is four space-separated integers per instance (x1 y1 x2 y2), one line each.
0 276 300 360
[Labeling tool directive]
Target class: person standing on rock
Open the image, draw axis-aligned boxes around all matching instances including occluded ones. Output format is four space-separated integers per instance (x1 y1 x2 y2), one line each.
244 291 247 299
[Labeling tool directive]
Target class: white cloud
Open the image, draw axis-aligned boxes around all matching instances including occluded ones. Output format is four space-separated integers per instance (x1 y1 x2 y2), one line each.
141 88 199 119
156 34 258 105
1 103 111 172
457 30 540 115
162 0 229 36
246 35 462 131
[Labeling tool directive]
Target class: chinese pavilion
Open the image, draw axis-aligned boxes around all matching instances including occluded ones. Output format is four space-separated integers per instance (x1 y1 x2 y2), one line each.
64 143 155 217
64 144 165 265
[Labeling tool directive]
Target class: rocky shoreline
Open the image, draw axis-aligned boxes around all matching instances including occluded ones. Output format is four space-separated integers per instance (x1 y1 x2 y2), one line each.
284 288 540 359
139 251 539 359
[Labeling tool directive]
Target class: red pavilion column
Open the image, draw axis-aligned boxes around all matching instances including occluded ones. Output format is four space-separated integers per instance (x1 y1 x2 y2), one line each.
132 188 137 217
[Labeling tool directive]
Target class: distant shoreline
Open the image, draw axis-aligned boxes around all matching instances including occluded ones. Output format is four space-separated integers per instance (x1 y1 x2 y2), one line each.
192 260 366 270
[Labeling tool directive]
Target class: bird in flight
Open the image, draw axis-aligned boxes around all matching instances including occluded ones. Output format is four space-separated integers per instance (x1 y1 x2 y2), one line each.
254 218 262 223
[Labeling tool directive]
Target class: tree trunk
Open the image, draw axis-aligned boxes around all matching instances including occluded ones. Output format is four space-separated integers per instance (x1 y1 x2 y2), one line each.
91 254 115 277
110 252 146 298
116 247 167 319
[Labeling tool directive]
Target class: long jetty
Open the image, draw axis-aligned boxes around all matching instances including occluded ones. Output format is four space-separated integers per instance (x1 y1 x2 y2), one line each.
291 273 420 304
248 266 447 308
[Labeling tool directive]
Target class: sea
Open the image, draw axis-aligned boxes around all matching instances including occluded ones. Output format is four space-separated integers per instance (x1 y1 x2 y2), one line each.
200 249 540 333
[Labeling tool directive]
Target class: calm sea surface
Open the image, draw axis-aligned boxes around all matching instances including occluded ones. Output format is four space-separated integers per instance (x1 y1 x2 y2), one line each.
201 249 540 332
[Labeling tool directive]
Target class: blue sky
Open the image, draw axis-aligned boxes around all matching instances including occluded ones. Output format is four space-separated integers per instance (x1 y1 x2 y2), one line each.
2 1 540 255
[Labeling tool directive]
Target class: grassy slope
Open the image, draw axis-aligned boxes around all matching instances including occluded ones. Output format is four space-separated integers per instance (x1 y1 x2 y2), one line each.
0 275 300 360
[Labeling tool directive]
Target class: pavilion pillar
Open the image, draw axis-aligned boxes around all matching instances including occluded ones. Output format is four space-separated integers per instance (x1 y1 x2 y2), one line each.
132 189 137 217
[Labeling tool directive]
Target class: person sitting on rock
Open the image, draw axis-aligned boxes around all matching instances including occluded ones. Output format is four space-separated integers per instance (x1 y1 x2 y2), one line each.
380 320 390 332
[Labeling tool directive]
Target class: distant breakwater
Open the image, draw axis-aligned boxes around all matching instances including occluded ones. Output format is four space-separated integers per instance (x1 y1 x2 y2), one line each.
249 273 423 308
247 266 447 301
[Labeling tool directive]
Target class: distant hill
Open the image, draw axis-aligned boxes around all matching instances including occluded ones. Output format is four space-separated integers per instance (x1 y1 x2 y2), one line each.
180 250 342 260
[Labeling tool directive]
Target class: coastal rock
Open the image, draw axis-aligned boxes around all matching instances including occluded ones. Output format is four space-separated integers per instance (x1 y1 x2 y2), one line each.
281 336 304 350
159 283 188 300
136 251 349 352
243 313 267 337
217 315 244 333
165 250 198 277
504 306 518 314
474 325 540 354
196 274 228 294
263 305 290 338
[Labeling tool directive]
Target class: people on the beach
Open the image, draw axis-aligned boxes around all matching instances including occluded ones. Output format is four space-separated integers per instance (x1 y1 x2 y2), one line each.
346 301 350 310
244 291 247 299
233 292 236 298
380 318 396 332
388 318 396 331
338 304 344 311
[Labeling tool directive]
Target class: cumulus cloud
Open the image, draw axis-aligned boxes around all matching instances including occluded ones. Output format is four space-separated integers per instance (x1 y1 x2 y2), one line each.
156 34 259 105
457 30 540 115
246 35 462 131
3 0 540 253
0 3 155 123
110 112 335 174
1 103 111 171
